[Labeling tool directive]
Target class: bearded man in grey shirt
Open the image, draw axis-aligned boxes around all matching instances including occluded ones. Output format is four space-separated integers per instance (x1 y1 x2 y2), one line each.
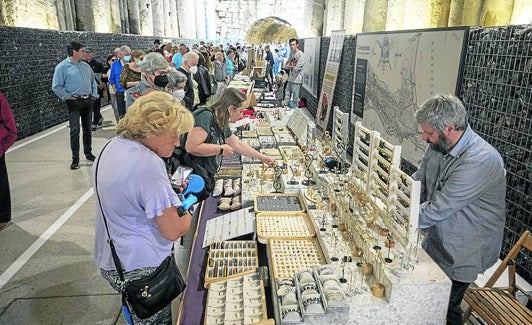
412 94 506 325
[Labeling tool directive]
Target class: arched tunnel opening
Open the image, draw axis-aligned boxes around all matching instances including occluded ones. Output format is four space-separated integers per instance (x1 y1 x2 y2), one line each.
245 17 298 44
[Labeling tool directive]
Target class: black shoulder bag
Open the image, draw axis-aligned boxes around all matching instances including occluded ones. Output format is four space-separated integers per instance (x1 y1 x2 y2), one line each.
95 141 186 321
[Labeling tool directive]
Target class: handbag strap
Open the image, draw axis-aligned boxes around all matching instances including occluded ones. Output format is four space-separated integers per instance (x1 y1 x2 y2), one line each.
94 140 127 282
94 139 175 283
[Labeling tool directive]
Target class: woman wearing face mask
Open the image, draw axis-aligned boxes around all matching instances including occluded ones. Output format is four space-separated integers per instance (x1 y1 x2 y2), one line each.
119 50 144 90
166 70 188 103
125 52 171 110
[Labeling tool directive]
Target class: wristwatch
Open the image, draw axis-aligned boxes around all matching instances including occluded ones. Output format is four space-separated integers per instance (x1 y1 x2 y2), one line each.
177 206 187 217
219 145 223 155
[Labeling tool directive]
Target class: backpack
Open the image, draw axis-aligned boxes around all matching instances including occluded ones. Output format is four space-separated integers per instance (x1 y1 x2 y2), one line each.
167 107 225 201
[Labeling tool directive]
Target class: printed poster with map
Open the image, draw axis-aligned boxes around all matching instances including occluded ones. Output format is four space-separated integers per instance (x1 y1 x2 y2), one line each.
316 30 345 130
350 27 467 165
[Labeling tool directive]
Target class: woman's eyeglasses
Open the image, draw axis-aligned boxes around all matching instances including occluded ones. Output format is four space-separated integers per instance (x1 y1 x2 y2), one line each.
111 59 117 62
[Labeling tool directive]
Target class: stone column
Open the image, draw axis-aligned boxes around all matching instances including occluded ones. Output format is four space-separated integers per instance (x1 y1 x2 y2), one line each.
362 0 387 32
511 0 532 24
74 0 95 31
194 0 206 40
56 0 76 31
480 0 514 26
404 0 432 28
461 0 482 26
93 0 109 32
109 0 122 33
162 0 171 37
168 0 179 37
431 0 451 27
448 0 465 26
385 0 405 31
119 0 129 33
343 0 365 34
152 0 164 37
139 0 154 36
127 0 140 34
310 0 326 37
205 0 218 41
178 0 196 39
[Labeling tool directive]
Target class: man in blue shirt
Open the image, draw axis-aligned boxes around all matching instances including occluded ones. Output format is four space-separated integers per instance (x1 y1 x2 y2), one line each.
413 94 506 325
52 42 98 170
109 45 131 119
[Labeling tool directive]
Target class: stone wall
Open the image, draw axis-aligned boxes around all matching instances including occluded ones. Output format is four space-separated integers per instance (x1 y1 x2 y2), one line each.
0 26 194 139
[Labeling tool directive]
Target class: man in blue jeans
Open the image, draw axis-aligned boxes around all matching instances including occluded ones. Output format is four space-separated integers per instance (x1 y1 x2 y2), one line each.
52 41 99 170
284 38 305 109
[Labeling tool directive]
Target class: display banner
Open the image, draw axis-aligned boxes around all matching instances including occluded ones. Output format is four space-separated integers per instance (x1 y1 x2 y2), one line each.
302 37 321 98
316 30 345 130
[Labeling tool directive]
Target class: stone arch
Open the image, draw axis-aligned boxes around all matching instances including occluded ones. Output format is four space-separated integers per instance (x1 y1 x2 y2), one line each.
245 16 298 44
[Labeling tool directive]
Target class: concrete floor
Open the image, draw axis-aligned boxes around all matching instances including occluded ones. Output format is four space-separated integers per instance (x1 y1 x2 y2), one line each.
0 105 183 324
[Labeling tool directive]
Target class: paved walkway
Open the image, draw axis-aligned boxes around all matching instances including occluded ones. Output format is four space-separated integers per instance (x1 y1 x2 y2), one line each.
0 106 181 324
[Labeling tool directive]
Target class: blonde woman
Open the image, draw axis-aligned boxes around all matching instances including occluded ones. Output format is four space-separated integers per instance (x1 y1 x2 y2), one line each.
93 91 194 324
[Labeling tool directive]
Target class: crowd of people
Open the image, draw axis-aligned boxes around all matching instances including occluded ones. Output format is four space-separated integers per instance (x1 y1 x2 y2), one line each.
45 38 509 325
49 39 282 324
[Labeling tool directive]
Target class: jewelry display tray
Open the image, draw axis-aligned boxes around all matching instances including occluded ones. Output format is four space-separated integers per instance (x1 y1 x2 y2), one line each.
267 238 327 281
254 193 306 214
204 271 268 325
256 212 316 244
204 240 259 288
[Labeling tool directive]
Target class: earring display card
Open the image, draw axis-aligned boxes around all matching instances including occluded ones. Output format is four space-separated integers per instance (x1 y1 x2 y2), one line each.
256 127 274 136
204 240 259 287
274 133 297 146
254 194 305 213
268 238 327 281
258 135 277 148
256 213 316 244
215 167 242 178
241 130 258 138
202 208 256 248
259 147 283 159
241 137 261 150
204 271 268 325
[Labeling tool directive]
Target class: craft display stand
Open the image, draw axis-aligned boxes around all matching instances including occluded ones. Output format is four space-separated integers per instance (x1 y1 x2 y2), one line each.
179 108 451 325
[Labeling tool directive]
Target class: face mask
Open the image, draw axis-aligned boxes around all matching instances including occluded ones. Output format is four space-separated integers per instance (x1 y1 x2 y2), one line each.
189 66 198 74
123 55 131 62
153 75 169 88
171 89 186 100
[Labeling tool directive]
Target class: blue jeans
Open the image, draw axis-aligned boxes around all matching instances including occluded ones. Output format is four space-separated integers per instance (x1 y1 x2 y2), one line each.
284 82 301 108
66 98 93 161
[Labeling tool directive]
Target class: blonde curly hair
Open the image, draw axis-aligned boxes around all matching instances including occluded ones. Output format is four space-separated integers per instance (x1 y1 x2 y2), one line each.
116 91 194 139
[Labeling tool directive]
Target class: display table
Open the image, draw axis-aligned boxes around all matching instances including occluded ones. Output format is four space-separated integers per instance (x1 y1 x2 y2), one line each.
177 106 452 325
176 196 225 325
